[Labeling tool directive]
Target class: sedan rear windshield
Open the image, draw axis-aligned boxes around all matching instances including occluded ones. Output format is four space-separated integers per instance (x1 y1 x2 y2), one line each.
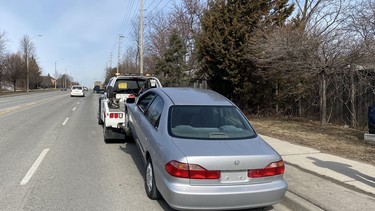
169 106 256 139
72 86 82 90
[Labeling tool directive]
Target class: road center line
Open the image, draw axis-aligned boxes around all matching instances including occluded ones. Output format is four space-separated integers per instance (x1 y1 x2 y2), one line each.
72 107 76 111
0 95 67 116
62 117 69 125
20 148 50 185
0 106 22 115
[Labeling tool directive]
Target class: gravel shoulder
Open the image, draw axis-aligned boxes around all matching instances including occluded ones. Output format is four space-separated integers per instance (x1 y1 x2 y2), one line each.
248 116 375 166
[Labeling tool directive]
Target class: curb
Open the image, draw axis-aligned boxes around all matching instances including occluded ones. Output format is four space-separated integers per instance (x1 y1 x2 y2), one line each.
281 191 324 211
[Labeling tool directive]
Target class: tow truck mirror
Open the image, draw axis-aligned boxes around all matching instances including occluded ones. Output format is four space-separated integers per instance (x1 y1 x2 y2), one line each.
149 79 157 88
126 98 135 104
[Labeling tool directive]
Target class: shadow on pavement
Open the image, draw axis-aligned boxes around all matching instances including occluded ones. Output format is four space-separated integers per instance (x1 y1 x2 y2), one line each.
307 157 375 188
119 143 175 211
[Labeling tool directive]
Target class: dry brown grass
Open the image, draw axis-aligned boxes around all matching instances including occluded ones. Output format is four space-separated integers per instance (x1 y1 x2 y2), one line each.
248 116 375 165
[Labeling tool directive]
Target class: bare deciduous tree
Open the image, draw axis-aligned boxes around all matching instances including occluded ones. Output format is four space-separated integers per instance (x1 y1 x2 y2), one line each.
5 53 23 91
254 0 375 128
121 47 139 74
144 0 204 84
255 0 350 125
0 31 7 92
145 11 170 75
19 35 36 90
171 0 205 80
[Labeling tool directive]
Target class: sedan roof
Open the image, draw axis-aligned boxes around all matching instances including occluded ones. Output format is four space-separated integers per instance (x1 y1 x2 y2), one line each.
159 88 234 106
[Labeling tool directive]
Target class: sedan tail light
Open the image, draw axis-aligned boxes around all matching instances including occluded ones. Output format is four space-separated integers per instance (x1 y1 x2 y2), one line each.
165 160 220 179
248 160 285 178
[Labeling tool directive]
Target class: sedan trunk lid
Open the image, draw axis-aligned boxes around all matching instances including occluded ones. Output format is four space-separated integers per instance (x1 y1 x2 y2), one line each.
171 135 282 185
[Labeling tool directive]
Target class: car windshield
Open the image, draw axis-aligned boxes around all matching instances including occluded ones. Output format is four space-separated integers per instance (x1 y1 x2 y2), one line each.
72 86 82 90
114 79 146 94
169 106 256 139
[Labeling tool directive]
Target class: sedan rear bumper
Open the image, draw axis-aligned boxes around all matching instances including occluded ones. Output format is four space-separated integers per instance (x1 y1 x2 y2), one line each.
159 178 287 210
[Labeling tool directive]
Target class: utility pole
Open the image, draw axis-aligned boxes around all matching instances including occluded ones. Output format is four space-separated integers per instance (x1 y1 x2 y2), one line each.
109 52 113 69
54 61 57 89
117 34 124 76
64 68 67 88
54 58 62 89
26 50 29 92
139 0 144 75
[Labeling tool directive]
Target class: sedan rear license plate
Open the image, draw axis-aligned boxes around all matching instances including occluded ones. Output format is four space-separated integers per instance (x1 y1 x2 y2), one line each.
220 171 248 183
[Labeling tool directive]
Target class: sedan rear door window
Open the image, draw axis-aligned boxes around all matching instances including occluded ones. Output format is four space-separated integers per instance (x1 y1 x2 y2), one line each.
137 92 156 113
145 96 164 128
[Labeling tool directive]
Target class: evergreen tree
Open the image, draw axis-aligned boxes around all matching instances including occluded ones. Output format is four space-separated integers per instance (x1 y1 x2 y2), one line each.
196 0 293 111
155 29 187 87
28 56 42 89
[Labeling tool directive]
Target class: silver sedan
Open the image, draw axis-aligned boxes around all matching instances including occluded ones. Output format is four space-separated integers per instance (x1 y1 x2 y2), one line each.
127 88 287 210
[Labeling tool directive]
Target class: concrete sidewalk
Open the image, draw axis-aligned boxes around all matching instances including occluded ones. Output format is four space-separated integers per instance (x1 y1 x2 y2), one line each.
260 134 375 195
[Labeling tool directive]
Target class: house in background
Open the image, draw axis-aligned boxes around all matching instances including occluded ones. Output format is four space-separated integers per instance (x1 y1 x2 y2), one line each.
39 74 55 89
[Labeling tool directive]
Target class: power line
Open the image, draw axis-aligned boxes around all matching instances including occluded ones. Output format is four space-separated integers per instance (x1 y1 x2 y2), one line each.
160 0 173 12
147 0 164 14
118 0 135 33
107 0 176 70
145 0 157 11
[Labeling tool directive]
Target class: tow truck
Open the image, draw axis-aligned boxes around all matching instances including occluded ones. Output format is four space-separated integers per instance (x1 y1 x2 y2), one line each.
98 75 162 143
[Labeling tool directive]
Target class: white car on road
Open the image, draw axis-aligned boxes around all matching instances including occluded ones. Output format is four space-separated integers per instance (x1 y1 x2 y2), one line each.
70 85 85 97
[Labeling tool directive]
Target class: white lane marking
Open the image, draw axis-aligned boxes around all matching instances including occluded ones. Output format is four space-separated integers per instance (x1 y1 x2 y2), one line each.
20 148 50 185
72 107 76 111
62 117 69 125
77 102 80 105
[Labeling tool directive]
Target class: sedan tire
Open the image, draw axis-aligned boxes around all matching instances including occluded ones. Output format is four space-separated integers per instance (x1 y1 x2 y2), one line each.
145 158 161 200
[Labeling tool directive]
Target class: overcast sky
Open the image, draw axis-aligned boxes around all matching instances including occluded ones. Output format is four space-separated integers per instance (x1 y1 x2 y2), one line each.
0 0 176 87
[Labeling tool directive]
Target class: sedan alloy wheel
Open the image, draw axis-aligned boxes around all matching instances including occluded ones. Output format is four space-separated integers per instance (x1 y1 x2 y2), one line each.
145 158 161 200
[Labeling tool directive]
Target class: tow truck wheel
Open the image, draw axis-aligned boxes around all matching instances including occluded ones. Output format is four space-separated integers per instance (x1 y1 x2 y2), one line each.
103 126 111 143
98 113 103 125
98 99 103 125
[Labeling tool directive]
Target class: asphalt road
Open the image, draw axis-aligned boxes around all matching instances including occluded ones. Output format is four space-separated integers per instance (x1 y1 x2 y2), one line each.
0 91 292 211
0 91 170 210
